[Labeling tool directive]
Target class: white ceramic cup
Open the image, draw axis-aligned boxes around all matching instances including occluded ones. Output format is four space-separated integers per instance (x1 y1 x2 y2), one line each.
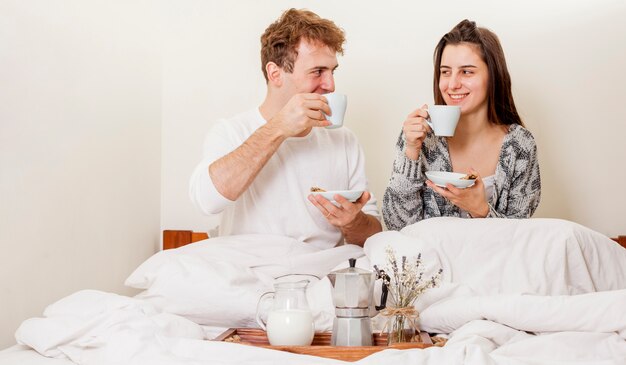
324 93 347 129
426 105 461 137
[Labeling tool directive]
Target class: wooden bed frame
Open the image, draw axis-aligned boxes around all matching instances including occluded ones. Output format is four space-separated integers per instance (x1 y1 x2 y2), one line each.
163 229 626 251
163 230 209 250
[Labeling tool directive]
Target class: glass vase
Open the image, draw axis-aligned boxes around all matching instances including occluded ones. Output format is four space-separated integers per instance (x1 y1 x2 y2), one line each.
386 313 417 345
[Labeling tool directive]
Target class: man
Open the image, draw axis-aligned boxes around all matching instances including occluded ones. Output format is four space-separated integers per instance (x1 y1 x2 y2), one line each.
189 8 381 248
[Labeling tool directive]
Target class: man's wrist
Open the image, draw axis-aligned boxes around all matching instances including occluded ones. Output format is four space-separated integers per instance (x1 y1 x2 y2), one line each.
259 122 288 143
341 211 366 232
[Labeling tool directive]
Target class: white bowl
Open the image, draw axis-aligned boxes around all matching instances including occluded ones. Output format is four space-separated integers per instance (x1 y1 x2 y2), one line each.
310 189 364 203
425 171 475 189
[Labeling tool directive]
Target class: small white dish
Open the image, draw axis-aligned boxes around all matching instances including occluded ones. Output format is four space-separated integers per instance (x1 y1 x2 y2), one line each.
425 171 475 189
310 189 364 203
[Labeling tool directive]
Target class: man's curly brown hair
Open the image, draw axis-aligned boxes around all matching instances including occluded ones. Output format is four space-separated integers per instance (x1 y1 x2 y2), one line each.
260 9 345 82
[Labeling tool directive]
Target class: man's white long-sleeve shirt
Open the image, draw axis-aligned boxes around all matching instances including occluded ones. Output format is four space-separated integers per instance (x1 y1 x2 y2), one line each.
190 108 379 250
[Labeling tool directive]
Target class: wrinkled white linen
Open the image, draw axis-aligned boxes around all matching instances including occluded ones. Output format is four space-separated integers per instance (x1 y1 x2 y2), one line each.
12 219 626 365
0 345 76 365
125 234 363 329
15 290 206 364
366 217 626 296
420 290 626 336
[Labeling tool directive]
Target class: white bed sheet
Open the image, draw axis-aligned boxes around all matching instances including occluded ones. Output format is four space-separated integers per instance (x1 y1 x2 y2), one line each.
0 345 75 365
4 219 626 365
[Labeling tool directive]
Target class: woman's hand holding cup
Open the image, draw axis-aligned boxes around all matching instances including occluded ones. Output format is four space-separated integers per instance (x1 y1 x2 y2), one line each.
402 104 431 160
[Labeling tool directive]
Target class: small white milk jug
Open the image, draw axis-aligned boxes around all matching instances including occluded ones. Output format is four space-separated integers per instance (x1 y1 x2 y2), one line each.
255 280 315 346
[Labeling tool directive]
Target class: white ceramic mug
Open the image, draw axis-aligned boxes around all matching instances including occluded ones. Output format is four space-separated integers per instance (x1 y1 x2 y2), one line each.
324 93 347 129
426 105 461 137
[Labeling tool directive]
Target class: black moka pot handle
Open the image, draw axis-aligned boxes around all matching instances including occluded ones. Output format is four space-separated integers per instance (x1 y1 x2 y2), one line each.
375 270 389 311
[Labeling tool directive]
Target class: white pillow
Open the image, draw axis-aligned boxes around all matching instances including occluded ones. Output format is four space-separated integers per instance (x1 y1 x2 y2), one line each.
125 234 363 329
365 217 626 297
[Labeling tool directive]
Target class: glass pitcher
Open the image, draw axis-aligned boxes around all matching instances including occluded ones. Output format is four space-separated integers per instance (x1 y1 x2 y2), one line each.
255 280 314 346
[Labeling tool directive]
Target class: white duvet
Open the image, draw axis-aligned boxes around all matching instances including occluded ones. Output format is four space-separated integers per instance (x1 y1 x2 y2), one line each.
11 218 626 364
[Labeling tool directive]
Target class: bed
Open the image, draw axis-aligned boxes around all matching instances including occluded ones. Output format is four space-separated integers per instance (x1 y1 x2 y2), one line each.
1 217 625 365
162 228 626 250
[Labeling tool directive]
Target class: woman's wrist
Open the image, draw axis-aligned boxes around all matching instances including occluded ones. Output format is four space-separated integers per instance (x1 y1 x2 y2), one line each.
404 146 420 161
469 203 490 218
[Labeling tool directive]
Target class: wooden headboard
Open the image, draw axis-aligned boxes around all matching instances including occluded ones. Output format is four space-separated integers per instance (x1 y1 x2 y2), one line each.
163 230 626 250
163 230 208 250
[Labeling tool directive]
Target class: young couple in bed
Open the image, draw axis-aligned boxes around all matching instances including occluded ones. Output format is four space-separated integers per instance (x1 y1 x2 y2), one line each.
189 9 541 248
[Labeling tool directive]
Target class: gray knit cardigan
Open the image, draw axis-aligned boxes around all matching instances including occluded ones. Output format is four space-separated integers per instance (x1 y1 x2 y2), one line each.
382 124 541 231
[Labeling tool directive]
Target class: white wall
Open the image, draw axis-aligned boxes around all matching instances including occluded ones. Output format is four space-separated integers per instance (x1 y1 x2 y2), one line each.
0 1 161 348
162 0 626 238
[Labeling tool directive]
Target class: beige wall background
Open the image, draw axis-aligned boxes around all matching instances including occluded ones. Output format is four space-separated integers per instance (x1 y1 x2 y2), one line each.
1 0 625 350
165 0 626 238
0 1 161 349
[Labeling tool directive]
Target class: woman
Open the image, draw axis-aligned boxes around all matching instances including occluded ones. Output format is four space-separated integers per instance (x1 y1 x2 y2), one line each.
383 19 541 231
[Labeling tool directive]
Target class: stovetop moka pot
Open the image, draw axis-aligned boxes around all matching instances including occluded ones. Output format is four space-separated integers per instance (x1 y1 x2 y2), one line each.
327 258 387 346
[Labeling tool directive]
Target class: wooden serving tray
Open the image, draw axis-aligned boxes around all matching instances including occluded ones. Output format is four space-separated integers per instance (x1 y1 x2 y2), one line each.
213 328 434 362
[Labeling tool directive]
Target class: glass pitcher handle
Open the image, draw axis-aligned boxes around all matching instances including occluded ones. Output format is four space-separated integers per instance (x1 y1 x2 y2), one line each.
255 291 274 331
